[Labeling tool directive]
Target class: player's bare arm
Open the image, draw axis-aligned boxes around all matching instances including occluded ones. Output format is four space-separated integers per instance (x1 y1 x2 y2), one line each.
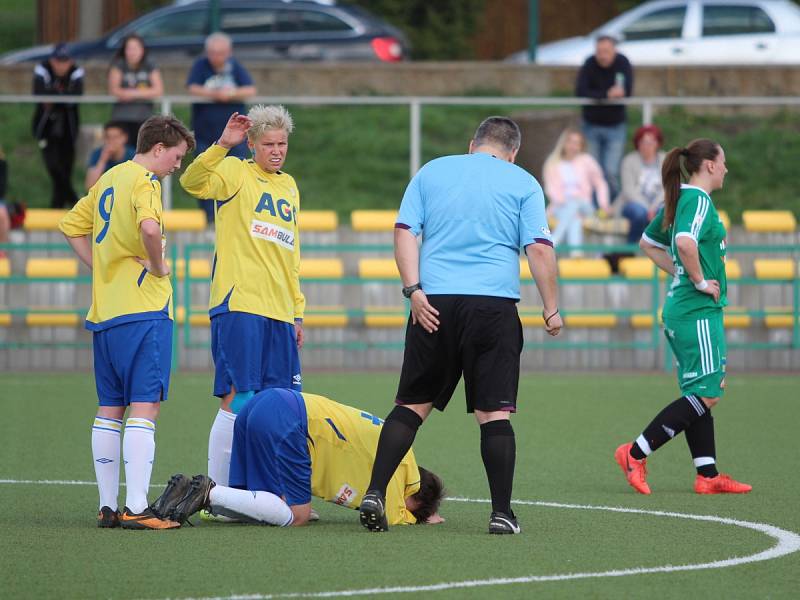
525 242 562 336
640 238 675 276
675 236 720 303
217 112 253 149
64 234 92 269
138 218 170 277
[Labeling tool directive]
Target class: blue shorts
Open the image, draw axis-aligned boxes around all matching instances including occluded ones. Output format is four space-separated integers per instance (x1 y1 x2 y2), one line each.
211 312 302 398
229 388 312 505
93 319 173 406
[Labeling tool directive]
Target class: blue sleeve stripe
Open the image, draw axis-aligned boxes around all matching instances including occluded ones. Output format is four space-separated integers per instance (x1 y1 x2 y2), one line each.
136 267 147 287
324 418 347 441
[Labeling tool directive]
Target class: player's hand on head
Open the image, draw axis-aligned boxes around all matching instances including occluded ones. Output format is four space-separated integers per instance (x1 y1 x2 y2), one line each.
410 290 440 333
217 112 252 149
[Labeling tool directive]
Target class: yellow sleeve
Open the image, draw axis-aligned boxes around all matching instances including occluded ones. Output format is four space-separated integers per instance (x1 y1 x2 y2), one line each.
58 190 95 237
179 144 244 201
293 196 306 320
132 177 163 226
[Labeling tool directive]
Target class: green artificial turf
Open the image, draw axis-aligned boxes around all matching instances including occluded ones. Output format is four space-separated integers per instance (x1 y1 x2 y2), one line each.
1 372 799 599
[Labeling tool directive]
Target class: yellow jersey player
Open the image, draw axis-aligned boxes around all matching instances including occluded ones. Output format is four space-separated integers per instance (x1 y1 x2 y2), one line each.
151 389 445 528
59 115 195 530
179 107 305 490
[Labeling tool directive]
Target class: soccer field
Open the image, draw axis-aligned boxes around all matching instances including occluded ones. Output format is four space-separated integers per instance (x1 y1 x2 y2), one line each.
2 372 799 599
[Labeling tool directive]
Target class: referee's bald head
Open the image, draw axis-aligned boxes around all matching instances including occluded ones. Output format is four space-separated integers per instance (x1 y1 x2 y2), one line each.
472 117 522 153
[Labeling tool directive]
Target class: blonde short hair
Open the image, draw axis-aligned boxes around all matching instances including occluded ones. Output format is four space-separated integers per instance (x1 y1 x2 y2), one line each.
247 104 294 141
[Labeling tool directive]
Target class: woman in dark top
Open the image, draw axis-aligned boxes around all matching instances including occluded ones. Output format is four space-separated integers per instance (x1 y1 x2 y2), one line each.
108 35 164 144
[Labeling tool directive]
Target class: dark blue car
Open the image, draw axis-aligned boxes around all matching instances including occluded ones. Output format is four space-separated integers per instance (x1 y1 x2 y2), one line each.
1 0 408 64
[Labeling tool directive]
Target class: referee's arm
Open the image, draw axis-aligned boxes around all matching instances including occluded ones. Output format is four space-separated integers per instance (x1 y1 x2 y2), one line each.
395 227 440 333
525 242 562 335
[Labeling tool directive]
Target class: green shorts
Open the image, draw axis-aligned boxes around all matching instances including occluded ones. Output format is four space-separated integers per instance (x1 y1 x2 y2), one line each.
663 313 726 398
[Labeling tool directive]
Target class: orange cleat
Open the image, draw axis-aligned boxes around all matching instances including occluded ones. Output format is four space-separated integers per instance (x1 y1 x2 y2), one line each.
614 443 651 495
120 506 181 530
694 473 752 494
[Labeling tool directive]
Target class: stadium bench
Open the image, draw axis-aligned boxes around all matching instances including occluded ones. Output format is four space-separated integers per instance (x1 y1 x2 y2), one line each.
364 306 406 328
742 210 797 233
631 313 660 328
23 209 68 231
724 308 752 328
175 306 210 326
564 314 617 328
161 210 206 231
300 258 344 279
358 258 399 279
168 258 213 281
25 312 80 327
304 307 348 327
0 257 10 278
618 257 667 280
298 211 338 232
351 210 396 232
726 259 742 280
558 258 612 279
0 312 11 326
753 259 796 279
764 307 795 328
718 210 731 231
25 258 79 278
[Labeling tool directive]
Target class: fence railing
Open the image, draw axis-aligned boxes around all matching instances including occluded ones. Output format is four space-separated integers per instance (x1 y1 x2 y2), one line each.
4 93 800 207
3 240 797 370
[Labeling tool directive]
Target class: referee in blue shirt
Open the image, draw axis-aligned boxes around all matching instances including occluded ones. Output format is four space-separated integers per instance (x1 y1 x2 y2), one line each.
360 117 562 534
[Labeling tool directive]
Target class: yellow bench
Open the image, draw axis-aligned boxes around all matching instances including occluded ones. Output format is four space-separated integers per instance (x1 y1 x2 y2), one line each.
23 209 68 231
742 210 796 233
521 312 617 328
25 313 80 327
753 259 795 280
619 257 667 280
300 258 344 279
358 258 399 279
299 211 338 232
558 258 612 279
717 210 730 231
724 308 751 329
0 312 11 326
764 307 795 328
167 258 212 281
364 306 406 328
725 259 741 280
0 258 10 278
162 210 206 231
304 306 348 327
351 210 396 232
26 258 79 278
175 306 210 326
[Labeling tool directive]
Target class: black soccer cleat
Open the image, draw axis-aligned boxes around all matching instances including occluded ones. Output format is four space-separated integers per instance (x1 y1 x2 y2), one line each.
359 490 389 532
489 511 521 535
150 473 192 520
97 506 120 528
171 474 216 525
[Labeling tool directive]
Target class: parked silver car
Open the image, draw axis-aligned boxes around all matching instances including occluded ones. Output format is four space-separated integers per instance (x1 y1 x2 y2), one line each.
509 0 800 65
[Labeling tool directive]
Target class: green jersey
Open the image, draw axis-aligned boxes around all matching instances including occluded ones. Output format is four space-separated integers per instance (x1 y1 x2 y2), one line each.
642 185 727 319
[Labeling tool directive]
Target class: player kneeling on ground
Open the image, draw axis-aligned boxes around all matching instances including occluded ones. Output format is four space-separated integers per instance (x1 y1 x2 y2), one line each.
150 389 445 527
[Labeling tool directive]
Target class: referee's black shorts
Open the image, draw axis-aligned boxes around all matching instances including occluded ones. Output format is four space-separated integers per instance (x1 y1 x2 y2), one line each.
396 294 523 413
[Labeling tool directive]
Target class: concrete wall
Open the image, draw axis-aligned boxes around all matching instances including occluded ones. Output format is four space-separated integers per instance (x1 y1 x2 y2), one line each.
3 63 800 98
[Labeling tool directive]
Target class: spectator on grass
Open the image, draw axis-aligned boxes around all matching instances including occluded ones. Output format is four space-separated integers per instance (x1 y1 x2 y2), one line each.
616 125 665 244
187 32 256 224
543 128 610 253
32 42 84 209
575 35 633 200
108 34 164 144
84 122 136 190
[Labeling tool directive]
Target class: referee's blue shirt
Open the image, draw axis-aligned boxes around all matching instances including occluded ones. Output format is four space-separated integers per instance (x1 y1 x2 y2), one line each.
396 152 552 300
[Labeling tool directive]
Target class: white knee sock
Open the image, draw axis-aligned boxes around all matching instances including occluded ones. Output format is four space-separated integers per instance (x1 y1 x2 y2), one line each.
209 485 293 526
123 417 156 514
91 417 122 511
208 409 237 486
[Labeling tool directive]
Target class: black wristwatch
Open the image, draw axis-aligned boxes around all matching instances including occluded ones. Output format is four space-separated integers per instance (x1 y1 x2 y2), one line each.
402 283 422 298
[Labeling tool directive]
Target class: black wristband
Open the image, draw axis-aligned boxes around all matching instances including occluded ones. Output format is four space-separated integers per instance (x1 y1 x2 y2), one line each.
543 308 560 326
402 283 422 298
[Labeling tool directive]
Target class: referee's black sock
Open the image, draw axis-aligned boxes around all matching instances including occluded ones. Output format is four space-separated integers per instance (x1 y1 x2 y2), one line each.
685 410 719 478
366 405 423 496
480 419 516 516
630 395 707 460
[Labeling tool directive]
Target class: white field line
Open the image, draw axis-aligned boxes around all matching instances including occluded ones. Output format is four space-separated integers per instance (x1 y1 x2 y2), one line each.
3 480 799 599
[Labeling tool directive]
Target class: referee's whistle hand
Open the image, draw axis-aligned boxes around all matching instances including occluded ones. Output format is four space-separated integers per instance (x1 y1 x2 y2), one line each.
544 313 563 336
410 291 439 333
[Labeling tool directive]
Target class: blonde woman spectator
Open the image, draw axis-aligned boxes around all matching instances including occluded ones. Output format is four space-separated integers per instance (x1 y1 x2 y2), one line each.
616 125 665 244
543 128 610 251
108 35 163 144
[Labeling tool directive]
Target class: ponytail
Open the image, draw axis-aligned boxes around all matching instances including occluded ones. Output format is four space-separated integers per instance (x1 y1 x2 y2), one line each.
660 138 721 230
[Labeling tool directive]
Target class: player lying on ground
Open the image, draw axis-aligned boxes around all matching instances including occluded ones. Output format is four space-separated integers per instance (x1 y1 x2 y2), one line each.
150 388 445 527
615 138 750 496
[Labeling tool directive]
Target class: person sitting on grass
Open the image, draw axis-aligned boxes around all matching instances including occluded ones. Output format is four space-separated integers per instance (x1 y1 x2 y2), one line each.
150 388 446 528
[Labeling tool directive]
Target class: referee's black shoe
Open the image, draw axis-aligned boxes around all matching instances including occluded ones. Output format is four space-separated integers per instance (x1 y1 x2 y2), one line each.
359 490 389 532
489 511 521 534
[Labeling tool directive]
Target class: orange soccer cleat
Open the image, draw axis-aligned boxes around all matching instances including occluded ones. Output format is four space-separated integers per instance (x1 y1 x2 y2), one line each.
694 473 752 494
614 442 652 495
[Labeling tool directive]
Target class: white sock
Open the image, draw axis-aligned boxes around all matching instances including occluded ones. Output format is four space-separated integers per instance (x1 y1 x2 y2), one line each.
91 416 122 510
123 417 156 514
635 434 653 456
208 409 237 486
209 485 293 526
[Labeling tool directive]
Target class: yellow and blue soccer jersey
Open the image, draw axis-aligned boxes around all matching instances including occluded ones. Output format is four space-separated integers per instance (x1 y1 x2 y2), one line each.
59 160 172 330
302 393 421 525
179 145 305 323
